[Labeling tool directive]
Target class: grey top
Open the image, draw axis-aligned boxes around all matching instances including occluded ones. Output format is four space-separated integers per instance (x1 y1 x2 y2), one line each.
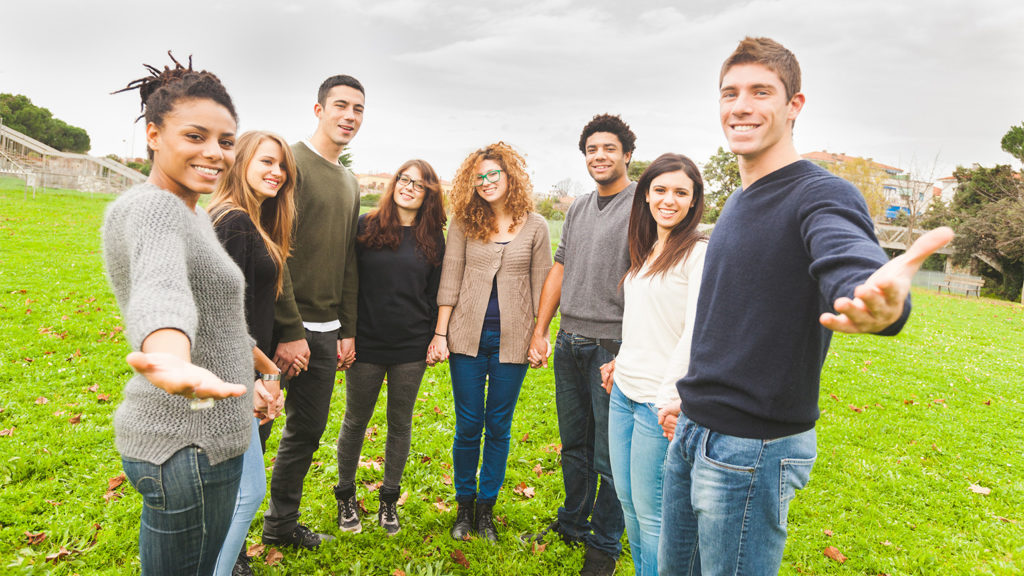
554 181 636 339
102 183 253 466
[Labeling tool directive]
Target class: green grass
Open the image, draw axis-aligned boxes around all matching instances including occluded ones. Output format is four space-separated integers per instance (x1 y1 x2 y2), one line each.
0 178 1021 574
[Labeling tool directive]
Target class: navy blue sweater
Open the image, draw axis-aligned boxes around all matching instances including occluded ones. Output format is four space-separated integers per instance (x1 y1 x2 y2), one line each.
679 160 910 439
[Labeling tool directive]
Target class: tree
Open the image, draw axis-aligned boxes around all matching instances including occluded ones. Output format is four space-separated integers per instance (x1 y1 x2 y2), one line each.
701 147 740 223
551 177 583 197
0 93 91 153
823 157 886 219
1001 122 1024 164
628 160 651 181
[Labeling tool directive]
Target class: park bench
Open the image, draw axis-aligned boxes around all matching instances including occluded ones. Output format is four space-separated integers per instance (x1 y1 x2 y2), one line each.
937 273 984 296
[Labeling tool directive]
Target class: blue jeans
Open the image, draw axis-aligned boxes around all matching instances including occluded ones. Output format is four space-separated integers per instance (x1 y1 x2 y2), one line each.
449 329 528 503
658 413 817 576
123 447 243 576
608 384 669 576
553 330 624 558
213 418 266 576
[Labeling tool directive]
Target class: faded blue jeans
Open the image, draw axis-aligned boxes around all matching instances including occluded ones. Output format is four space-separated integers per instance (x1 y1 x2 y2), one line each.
213 418 266 576
553 329 624 558
658 412 817 576
608 384 669 576
449 329 528 503
123 446 243 576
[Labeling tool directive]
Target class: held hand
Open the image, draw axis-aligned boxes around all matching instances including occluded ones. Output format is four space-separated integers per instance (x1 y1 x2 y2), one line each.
820 227 954 334
274 339 310 379
658 400 682 441
253 378 283 421
426 334 449 366
527 332 551 368
126 351 247 399
599 360 615 394
337 338 356 371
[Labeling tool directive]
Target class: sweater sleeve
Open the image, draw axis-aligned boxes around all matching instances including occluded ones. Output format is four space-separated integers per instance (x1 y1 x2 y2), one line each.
437 219 467 307
337 189 360 339
656 241 707 408
121 193 198 349
800 178 911 336
530 215 554 314
553 200 576 265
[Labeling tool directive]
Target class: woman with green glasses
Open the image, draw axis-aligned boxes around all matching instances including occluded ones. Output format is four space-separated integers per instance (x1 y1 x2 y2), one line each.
333 159 447 536
428 142 552 541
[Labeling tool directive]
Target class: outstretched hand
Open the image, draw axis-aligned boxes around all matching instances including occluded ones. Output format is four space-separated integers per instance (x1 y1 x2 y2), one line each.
820 227 954 334
126 351 247 399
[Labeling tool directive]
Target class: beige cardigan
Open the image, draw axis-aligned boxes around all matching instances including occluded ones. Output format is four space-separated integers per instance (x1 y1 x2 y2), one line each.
437 212 553 363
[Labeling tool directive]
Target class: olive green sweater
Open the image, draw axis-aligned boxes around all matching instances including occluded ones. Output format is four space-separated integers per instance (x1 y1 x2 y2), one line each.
274 142 360 341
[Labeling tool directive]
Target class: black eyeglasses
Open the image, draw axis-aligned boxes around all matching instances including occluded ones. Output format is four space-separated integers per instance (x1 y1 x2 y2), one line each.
397 174 426 194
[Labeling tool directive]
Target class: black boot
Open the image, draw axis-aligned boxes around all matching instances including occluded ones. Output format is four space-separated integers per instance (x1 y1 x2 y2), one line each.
450 500 475 540
475 500 498 542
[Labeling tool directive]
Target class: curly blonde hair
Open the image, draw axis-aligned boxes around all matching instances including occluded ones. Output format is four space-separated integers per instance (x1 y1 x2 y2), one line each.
450 142 534 241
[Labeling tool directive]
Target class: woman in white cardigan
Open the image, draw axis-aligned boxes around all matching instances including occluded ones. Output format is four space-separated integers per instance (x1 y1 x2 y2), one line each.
600 153 707 576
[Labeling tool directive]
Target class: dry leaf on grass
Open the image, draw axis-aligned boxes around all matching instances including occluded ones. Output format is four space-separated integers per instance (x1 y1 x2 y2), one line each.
35 397 49 404
532 542 547 554
45 546 72 564
513 482 536 498
969 484 991 495
69 414 82 425
442 473 453 485
247 543 265 557
108 473 126 490
397 491 409 506
265 548 283 566
393 570 407 576
451 549 470 568
823 546 847 563
533 463 544 477
25 531 47 545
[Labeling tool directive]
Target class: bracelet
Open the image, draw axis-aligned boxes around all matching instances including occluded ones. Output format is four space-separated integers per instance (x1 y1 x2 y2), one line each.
259 372 282 381
434 332 447 337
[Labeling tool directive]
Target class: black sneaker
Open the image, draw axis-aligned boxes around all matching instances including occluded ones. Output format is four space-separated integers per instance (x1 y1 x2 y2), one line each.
261 523 335 550
580 545 616 576
378 500 401 536
337 493 362 533
475 501 498 542
231 555 253 576
450 501 475 540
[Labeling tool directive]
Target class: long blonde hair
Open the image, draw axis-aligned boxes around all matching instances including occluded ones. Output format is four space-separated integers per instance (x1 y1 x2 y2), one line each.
209 131 296 295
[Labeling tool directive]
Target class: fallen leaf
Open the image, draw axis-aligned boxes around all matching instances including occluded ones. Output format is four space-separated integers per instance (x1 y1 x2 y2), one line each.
532 542 547 554
513 482 535 498
433 499 450 512
103 490 123 502
393 571 407 576
1 427 15 437
108 473 126 490
35 397 49 405
364 481 382 492
521 433 530 442
45 546 72 564
823 546 847 563
442 473 453 485
97 394 111 403
533 463 544 477
881 540 892 546
829 393 839 401
265 548 283 566
932 398 946 405
420 455 432 463
45 500 62 506
397 491 409 506
88 384 99 393
451 549 470 568
969 484 991 495
246 543 265 557
848 404 863 413
365 425 377 440
823 529 833 537
433 406 442 414
997 516 1017 524
69 414 82 425
25 531 47 545
358 499 369 514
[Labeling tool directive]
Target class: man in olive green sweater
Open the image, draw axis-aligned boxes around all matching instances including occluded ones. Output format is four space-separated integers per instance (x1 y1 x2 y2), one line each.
262 75 364 550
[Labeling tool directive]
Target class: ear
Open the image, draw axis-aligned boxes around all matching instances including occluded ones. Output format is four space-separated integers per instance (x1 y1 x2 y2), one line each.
787 92 806 125
145 122 161 153
313 101 324 119
645 190 650 203
624 151 633 166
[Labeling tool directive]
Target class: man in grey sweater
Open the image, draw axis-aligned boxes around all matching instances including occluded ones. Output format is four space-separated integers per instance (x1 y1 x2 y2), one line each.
528 114 637 576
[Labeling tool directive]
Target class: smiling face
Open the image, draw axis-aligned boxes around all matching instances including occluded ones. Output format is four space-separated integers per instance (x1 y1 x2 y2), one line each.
393 165 426 214
584 131 631 186
146 97 236 204
314 85 364 149
245 138 287 202
646 170 694 234
474 159 507 207
719 62 804 165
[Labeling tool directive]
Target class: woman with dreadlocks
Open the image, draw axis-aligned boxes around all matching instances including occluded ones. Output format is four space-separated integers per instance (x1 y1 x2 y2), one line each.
103 54 259 575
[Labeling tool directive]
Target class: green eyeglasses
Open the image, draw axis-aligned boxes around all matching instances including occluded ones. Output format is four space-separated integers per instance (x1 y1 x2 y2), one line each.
397 174 426 194
473 169 503 187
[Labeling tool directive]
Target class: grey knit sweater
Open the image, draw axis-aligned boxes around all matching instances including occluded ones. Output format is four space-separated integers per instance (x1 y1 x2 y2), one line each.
102 183 253 465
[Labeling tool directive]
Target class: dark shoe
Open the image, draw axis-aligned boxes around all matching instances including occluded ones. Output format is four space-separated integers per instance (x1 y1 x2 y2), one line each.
475 501 498 542
449 501 475 540
231 555 253 576
262 523 335 550
520 519 583 546
378 500 401 536
337 493 362 533
580 545 616 576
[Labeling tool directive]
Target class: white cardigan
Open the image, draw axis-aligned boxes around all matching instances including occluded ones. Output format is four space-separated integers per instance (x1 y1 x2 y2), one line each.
614 240 707 408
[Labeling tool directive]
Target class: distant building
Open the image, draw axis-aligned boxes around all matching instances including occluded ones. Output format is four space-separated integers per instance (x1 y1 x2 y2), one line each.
802 150 939 218
355 172 453 196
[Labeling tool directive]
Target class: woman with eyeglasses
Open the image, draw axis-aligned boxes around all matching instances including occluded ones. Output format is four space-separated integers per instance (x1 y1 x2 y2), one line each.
428 142 552 542
333 160 447 536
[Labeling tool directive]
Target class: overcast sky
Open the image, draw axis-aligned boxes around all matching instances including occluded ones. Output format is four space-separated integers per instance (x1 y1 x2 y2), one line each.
3 0 1022 191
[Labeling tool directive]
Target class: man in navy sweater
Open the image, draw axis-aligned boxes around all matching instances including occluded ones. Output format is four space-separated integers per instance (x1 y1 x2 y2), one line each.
657 37 953 575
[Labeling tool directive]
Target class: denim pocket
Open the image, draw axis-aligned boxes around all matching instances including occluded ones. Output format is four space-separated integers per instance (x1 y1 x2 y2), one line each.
122 458 166 511
778 456 815 526
699 430 759 474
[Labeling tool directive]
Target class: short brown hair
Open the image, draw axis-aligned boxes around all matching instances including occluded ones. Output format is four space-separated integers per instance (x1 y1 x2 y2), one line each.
720 37 801 100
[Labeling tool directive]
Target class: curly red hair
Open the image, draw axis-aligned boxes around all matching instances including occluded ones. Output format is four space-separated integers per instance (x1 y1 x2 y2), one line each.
449 142 534 241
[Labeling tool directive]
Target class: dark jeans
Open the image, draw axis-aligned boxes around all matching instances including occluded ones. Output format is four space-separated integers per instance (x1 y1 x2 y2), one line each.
449 329 528 503
263 328 338 536
334 360 427 496
123 447 243 576
553 329 624 558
